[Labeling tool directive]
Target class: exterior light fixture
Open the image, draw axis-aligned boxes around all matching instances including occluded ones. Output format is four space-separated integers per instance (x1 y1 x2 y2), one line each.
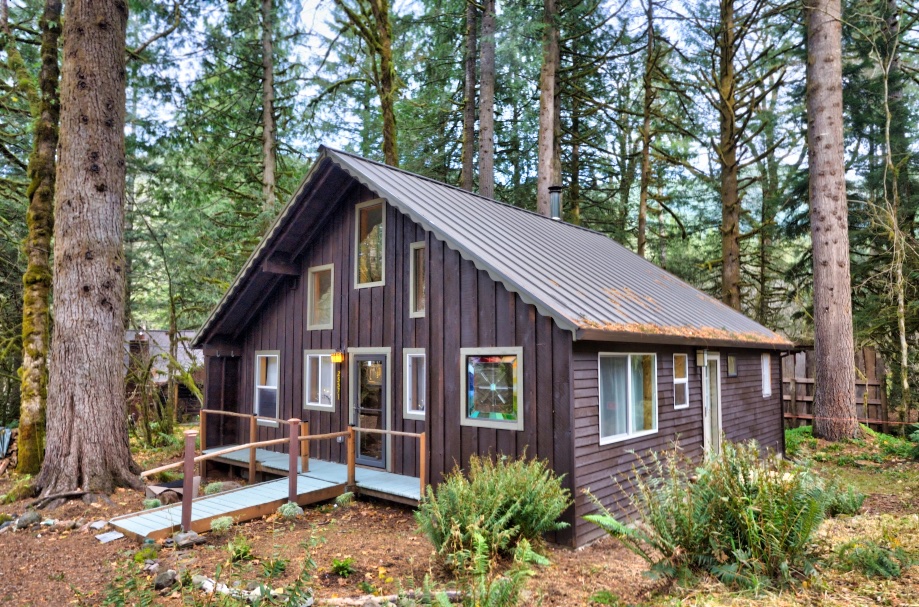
696 350 706 367
330 351 345 364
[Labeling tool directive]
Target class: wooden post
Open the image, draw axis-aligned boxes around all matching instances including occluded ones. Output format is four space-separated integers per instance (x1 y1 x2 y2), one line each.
347 426 356 488
418 431 427 497
300 421 309 473
181 430 198 533
248 415 257 484
288 418 300 503
199 410 207 451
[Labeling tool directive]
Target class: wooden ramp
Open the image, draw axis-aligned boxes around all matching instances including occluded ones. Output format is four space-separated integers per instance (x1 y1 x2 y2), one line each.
110 474 344 541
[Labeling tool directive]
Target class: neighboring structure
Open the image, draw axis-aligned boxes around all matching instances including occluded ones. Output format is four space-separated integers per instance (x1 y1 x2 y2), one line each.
126 330 204 420
193 147 794 547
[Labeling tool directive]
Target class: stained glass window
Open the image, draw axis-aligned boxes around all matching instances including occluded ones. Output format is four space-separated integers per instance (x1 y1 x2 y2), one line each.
460 348 523 430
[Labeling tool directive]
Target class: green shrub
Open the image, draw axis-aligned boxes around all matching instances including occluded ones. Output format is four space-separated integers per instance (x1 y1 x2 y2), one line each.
227 535 254 562
861 426 917 459
277 501 304 519
335 491 355 508
210 516 234 535
142 498 161 510
416 454 570 564
203 482 225 495
261 555 289 579
584 442 826 588
330 556 354 577
823 480 866 517
784 426 815 459
834 539 912 579
133 545 159 563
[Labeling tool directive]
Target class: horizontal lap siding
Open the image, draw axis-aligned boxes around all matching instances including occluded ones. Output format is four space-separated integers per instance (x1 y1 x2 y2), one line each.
721 351 783 453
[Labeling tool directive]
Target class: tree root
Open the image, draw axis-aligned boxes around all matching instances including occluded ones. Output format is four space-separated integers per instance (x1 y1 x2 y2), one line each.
29 490 87 510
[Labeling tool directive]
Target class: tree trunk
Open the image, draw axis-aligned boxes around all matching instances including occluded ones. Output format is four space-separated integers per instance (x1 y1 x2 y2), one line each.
14 0 61 475
371 0 398 167
478 0 496 199
637 0 655 258
460 0 477 192
569 96 581 225
261 0 276 211
536 0 558 216
36 0 143 496
806 0 858 441
719 0 741 310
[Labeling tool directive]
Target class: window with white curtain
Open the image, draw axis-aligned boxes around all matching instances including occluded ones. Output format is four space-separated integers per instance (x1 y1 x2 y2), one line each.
599 353 657 444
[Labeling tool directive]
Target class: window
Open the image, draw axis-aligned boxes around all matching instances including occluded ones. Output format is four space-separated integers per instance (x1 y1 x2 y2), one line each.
307 264 334 330
673 353 689 409
255 351 279 422
460 347 523 430
598 353 657 444
410 242 425 318
761 353 772 397
404 349 426 420
355 199 385 287
304 351 335 411
727 354 738 377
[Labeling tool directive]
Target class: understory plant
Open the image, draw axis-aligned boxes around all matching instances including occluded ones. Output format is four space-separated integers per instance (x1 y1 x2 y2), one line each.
584 442 842 589
415 454 571 565
277 501 304 520
833 539 913 579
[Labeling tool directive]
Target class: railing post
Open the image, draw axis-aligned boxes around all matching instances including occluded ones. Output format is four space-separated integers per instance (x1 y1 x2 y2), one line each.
248 415 257 484
300 421 309 473
418 431 427 497
181 430 198 533
347 426 356 488
199 410 207 452
288 418 300 503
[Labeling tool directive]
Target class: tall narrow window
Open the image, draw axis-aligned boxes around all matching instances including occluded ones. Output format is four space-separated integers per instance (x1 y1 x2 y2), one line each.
673 353 689 409
761 353 772 397
255 352 279 420
355 200 385 287
598 353 657 444
410 242 425 318
304 351 335 411
404 349 426 420
307 264 334 330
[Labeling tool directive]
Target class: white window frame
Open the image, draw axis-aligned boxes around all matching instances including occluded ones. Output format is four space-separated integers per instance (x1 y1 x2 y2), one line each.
460 347 524 431
254 350 280 427
303 349 336 412
409 241 426 318
403 348 426 421
354 198 386 289
673 353 689 410
306 264 335 331
761 353 772 397
598 352 658 445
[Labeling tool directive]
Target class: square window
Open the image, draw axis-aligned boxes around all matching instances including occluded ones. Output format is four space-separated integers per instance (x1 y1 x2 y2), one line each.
255 352 279 421
673 353 689 409
599 353 657 443
304 352 335 411
355 200 385 287
460 347 523 430
307 265 334 330
727 354 738 377
410 242 425 318
404 350 426 420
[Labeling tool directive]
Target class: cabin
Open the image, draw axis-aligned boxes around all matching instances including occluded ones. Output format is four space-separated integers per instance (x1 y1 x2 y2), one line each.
192 147 793 548
126 329 204 420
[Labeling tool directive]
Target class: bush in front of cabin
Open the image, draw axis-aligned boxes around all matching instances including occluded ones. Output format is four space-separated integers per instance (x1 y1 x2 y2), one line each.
584 442 830 589
415 454 571 565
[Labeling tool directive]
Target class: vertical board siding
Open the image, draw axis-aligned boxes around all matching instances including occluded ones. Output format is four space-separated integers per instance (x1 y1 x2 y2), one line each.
721 351 783 452
202 184 574 521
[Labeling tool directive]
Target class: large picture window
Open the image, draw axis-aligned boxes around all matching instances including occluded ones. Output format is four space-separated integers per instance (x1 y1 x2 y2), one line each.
460 347 523 431
673 353 689 409
304 351 335 411
255 351 280 422
355 199 385 287
598 353 657 444
404 348 426 420
410 242 425 318
307 264 334 330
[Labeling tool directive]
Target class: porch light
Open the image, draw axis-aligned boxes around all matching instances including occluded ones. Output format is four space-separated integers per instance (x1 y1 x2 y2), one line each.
696 349 706 367
330 351 345 364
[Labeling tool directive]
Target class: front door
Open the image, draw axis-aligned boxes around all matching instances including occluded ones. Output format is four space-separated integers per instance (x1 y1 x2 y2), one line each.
702 352 722 455
353 354 387 468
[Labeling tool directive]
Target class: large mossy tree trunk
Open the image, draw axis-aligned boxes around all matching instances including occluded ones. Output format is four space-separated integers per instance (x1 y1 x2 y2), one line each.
718 0 742 311
806 0 858 441
460 0 477 192
36 0 142 497
9 0 62 475
260 0 276 212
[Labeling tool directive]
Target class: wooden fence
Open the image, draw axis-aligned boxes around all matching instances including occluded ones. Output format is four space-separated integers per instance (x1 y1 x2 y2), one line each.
781 346 890 432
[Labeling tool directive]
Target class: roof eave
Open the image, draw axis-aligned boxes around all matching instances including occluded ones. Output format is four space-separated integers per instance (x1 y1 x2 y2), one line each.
576 327 795 351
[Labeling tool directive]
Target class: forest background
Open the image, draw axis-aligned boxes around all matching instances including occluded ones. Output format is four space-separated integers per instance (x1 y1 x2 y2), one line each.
1 0 917 428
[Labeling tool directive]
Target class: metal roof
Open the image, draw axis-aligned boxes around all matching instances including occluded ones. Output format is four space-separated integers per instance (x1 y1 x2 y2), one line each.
195 147 792 349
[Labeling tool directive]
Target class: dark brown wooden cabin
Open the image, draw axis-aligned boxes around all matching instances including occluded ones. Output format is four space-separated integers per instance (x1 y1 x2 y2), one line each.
193 147 794 548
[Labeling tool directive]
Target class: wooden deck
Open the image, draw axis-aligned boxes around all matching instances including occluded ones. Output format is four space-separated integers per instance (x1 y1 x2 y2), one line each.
110 448 421 541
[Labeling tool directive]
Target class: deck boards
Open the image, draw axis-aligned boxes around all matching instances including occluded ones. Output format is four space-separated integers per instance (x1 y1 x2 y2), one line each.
111 447 420 541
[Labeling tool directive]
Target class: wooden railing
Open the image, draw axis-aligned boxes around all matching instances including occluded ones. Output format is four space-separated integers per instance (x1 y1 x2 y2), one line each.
199 409 300 482
345 426 427 496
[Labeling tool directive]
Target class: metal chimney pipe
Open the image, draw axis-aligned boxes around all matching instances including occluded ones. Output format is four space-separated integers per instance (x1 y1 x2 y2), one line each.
549 185 563 220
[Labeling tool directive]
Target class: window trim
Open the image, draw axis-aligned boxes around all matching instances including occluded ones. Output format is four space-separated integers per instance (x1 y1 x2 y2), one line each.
597 352 659 446
353 198 386 289
403 348 426 421
303 349 336 412
459 347 524 431
306 264 335 331
254 350 280 427
673 353 689 410
409 241 426 318
761 353 772 398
